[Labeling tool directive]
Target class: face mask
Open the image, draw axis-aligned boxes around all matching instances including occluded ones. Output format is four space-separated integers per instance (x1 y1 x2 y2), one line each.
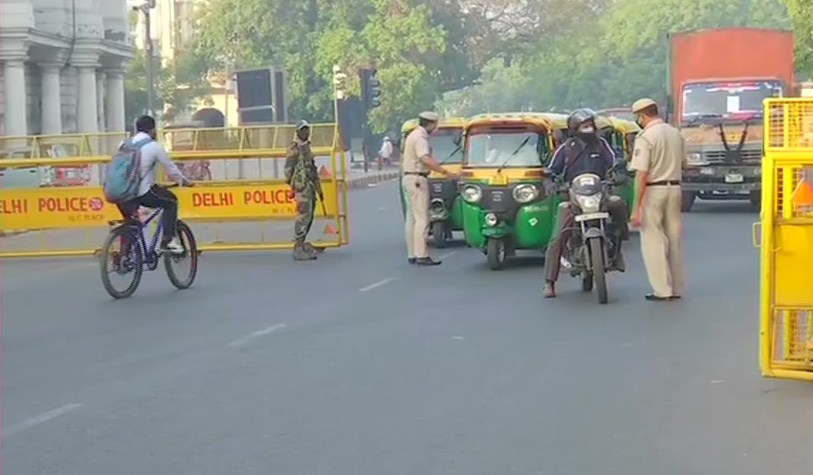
578 126 595 134
635 115 644 128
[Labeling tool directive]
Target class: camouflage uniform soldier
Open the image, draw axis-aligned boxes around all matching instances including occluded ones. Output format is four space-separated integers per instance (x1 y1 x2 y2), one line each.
285 120 324 261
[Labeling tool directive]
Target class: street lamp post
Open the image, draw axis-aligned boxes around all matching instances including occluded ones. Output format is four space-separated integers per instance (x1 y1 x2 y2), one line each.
134 1 157 117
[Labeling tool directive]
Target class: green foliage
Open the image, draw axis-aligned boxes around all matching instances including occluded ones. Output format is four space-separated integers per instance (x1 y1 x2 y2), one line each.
183 0 810 129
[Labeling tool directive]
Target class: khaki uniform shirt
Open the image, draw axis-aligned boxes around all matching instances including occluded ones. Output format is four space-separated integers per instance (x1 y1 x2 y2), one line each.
630 119 684 183
402 126 431 174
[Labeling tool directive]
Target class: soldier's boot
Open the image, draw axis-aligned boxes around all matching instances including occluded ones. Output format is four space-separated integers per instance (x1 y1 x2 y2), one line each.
302 242 323 256
293 241 316 261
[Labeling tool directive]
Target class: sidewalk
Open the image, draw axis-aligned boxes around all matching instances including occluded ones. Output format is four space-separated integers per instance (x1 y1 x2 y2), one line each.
0 167 398 239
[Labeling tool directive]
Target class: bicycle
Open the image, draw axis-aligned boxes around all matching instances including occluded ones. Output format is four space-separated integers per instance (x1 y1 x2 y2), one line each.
99 185 199 299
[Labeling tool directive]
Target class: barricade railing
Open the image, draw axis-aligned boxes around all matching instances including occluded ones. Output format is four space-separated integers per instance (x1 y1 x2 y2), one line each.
0 124 349 258
758 98 813 381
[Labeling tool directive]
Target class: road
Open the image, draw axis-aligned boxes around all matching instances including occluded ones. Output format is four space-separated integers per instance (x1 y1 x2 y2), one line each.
3 180 813 475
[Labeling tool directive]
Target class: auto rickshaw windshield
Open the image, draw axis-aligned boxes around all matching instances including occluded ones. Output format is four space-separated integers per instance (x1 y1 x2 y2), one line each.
430 128 464 164
466 131 543 167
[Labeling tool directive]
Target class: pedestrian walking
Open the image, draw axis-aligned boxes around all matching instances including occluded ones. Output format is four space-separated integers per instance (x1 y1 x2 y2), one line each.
401 111 458 266
379 136 393 166
284 120 324 261
629 98 685 301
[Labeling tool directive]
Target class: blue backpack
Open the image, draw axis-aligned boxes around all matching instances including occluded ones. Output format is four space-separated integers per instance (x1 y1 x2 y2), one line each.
103 137 152 203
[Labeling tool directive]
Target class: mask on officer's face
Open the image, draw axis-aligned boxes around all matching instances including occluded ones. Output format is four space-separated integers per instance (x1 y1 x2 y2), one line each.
635 114 645 129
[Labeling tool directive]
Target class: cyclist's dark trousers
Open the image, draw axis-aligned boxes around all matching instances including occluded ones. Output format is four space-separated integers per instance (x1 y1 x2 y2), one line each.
117 185 179 244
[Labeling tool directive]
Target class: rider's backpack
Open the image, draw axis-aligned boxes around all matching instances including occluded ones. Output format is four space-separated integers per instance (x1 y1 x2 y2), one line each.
103 137 152 204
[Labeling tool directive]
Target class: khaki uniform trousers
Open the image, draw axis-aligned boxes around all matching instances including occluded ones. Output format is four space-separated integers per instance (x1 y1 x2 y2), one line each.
402 174 430 259
640 185 685 297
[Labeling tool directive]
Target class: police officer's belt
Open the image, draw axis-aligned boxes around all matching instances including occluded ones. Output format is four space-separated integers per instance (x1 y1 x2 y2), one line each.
647 180 681 186
404 172 429 177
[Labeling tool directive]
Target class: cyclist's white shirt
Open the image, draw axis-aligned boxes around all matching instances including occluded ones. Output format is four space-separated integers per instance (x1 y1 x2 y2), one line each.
131 132 186 197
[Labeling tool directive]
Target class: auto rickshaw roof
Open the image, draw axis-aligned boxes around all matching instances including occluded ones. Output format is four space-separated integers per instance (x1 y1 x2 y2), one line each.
605 116 641 133
465 112 559 130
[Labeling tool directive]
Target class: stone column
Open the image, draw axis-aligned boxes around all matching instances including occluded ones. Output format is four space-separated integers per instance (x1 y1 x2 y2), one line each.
96 70 106 131
39 63 63 134
2 57 28 136
75 64 99 133
105 68 126 133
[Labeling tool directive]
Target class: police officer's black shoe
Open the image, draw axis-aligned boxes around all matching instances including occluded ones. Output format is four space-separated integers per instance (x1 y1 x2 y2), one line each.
414 257 441 266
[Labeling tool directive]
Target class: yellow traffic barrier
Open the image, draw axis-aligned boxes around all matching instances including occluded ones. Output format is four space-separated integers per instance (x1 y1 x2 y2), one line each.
0 124 349 258
758 98 813 381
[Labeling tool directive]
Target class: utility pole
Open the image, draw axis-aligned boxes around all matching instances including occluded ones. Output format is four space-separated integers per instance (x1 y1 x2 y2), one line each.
359 68 382 173
134 1 157 117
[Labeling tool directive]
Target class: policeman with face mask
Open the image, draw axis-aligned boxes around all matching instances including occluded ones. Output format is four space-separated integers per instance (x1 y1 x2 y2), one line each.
542 108 630 298
284 120 324 261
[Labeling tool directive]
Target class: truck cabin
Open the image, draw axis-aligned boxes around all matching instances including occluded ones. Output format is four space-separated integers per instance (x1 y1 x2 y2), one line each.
678 79 783 126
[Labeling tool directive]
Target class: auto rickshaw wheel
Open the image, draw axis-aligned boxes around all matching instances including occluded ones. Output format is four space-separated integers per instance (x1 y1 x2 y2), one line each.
681 192 696 213
431 221 448 248
486 238 506 270
581 274 593 292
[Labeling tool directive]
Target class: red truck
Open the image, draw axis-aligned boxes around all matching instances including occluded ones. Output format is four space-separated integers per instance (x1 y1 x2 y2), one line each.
667 28 795 212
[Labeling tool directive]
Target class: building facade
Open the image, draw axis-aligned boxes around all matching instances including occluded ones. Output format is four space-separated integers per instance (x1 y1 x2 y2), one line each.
0 0 133 137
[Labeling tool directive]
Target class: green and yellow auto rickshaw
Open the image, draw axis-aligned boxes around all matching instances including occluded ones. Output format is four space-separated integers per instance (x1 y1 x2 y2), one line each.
458 112 561 270
398 117 467 248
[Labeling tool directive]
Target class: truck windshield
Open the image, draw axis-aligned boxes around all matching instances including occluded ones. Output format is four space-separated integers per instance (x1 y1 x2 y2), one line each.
682 81 782 122
465 130 543 167
430 128 463 164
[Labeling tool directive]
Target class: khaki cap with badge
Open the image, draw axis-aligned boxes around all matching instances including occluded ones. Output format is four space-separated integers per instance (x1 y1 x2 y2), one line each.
419 111 439 121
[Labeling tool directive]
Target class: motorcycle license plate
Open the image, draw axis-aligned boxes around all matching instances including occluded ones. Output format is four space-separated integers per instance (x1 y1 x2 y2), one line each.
575 212 609 222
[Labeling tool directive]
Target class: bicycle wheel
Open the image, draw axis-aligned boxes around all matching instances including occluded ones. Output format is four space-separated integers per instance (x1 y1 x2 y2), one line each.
100 225 143 299
164 220 199 290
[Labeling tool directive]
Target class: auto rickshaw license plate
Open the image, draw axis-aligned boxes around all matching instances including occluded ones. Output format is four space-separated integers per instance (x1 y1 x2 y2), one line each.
725 173 744 183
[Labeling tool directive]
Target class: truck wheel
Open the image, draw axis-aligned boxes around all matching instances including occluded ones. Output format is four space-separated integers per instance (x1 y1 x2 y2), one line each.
431 221 448 248
486 238 506 270
681 192 696 213
749 190 761 212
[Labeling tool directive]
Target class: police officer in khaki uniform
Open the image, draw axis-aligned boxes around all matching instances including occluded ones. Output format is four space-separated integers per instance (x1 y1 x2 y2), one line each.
402 112 458 266
629 98 685 301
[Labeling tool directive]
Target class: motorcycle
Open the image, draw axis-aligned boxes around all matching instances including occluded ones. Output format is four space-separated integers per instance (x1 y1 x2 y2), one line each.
559 171 626 304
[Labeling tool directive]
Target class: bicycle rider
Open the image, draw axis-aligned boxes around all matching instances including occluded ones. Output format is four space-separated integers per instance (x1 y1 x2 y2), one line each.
116 115 193 254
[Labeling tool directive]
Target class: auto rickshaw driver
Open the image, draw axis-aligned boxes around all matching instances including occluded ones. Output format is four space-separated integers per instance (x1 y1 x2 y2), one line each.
542 108 630 298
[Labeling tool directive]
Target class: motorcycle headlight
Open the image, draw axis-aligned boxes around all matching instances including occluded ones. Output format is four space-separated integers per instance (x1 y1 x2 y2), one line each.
484 212 498 227
430 198 446 213
512 184 538 203
576 193 602 212
461 184 482 203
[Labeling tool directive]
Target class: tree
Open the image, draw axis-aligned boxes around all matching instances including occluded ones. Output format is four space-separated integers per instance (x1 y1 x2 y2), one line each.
785 0 813 77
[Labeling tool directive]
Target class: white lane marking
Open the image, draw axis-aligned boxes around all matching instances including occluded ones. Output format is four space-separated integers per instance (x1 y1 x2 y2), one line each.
359 277 395 292
5 403 82 437
451 336 464 340
378 206 388 211
437 250 458 260
226 323 287 348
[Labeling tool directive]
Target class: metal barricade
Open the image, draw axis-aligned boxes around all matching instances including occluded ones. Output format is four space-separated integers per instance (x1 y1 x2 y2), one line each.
0 124 349 258
758 98 813 381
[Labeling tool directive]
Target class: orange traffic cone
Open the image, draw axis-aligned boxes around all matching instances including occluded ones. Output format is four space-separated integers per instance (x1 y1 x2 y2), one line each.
319 166 332 180
791 178 813 208
323 223 337 235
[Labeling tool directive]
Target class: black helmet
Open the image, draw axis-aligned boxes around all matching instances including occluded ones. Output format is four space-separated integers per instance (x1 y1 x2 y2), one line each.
566 108 597 133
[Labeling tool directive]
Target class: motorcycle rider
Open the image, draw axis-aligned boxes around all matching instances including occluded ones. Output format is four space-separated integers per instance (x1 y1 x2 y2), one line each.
543 108 630 298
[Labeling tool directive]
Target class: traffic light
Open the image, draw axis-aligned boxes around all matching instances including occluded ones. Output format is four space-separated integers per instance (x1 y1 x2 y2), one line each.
332 64 347 100
360 68 381 109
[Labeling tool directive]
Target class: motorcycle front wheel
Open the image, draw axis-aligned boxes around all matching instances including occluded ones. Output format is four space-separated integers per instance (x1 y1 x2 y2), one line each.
588 237 608 304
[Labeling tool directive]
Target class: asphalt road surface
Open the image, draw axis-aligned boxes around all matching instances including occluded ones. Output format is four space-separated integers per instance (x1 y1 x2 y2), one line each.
4 181 813 475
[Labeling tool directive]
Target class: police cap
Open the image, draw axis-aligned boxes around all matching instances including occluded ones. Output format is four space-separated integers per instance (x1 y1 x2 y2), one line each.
631 98 657 114
418 111 439 122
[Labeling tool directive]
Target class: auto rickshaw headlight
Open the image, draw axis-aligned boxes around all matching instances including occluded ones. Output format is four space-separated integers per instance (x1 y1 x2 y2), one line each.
484 212 498 227
461 185 482 203
512 184 538 203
